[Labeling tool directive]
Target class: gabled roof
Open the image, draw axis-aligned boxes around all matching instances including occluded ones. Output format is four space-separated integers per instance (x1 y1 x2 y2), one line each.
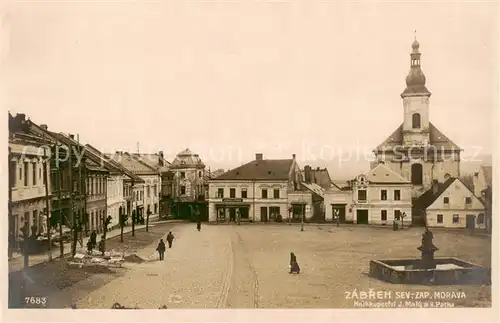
374 122 461 152
105 152 158 176
301 182 325 198
481 165 493 188
365 163 410 184
86 145 144 183
131 153 171 173
212 159 294 181
413 177 456 210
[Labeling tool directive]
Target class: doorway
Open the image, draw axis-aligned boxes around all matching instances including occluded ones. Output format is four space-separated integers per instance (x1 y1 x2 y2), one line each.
332 204 346 222
466 214 475 230
260 207 268 222
356 209 369 224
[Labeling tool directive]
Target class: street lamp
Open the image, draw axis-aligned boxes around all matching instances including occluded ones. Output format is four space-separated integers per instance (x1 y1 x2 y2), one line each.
301 196 305 232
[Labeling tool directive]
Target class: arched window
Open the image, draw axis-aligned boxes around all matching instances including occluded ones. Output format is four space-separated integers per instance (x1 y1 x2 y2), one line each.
412 113 421 129
411 163 423 185
477 213 485 224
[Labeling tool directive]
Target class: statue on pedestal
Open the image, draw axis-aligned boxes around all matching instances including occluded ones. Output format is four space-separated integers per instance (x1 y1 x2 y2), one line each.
416 227 439 269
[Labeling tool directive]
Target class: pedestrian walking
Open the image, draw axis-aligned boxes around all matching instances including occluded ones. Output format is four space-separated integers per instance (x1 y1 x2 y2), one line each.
197 220 201 231
156 239 166 261
289 252 300 274
166 231 175 248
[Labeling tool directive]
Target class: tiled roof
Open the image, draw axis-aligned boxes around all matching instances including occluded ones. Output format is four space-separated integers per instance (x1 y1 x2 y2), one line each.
374 122 461 151
131 153 171 173
413 177 456 210
105 152 158 175
365 163 410 184
86 145 144 183
212 159 294 181
300 167 338 189
481 165 493 188
170 148 205 169
301 182 325 197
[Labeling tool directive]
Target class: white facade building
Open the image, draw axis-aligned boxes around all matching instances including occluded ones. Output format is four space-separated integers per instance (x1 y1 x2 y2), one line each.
415 177 486 229
208 153 308 223
325 163 412 225
9 142 51 245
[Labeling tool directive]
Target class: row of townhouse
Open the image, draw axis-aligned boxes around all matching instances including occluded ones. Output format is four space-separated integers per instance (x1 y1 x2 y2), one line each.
7 113 165 254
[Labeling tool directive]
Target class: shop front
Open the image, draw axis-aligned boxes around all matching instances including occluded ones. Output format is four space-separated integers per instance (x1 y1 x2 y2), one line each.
215 198 251 223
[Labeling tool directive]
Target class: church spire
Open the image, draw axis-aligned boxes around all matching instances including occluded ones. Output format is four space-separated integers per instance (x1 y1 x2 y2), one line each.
401 33 431 98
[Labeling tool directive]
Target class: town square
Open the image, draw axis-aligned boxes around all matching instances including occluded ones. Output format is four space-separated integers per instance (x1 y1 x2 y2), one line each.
4 0 495 316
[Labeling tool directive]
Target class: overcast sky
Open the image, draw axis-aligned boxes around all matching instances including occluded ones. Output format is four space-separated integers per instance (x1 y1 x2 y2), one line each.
3 1 498 171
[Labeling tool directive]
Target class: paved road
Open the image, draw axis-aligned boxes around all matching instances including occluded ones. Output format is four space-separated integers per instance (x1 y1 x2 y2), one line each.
68 224 491 308
75 223 233 308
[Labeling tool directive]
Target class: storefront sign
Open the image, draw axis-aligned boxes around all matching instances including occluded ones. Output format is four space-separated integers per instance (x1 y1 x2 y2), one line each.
222 198 243 202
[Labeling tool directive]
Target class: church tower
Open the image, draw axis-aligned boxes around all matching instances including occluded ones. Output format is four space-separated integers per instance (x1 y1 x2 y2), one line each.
373 36 461 199
401 37 431 146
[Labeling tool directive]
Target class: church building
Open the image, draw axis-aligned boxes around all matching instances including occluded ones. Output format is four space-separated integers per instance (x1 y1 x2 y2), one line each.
373 38 462 200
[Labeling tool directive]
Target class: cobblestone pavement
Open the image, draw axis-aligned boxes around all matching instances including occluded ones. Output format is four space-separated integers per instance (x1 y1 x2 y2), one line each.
233 225 491 308
8 221 176 308
75 223 233 308
66 224 490 309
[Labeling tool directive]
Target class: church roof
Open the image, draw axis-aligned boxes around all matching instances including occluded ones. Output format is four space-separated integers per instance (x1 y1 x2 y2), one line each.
170 148 205 169
212 159 294 181
374 122 461 152
365 163 410 184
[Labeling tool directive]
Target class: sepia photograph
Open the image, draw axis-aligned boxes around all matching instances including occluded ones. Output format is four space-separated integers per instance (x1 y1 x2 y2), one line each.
2 0 498 321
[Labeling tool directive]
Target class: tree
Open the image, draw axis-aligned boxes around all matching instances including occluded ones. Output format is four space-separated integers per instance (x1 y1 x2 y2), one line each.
119 206 128 243
100 215 112 255
459 174 474 192
146 206 152 232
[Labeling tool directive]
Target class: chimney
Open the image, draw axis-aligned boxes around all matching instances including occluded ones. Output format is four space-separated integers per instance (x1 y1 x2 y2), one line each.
16 113 26 122
292 154 296 159
432 179 439 195
40 124 48 130
255 153 263 161
69 133 75 139
158 150 164 167
304 165 312 183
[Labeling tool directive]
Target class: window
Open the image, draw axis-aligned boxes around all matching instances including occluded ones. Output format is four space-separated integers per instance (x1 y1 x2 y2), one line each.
39 167 42 181
180 172 185 179
180 185 186 195
198 171 202 178
230 188 236 198
394 210 401 220
241 189 248 198
394 190 401 201
19 165 22 181
465 197 472 204
437 214 443 224
217 188 224 198
411 163 423 185
452 214 459 224
9 161 16 187
24 162 29 186
443 197 449 204
153 185 157 196
274 188 280 199
147 186 150 198
477 213 485 224
90 178 94 195
381 210 387 221
412 113 421 129
358 189 367 201
33 210 38 233
380 190 387 201
262 189 268 198
154 204 158 214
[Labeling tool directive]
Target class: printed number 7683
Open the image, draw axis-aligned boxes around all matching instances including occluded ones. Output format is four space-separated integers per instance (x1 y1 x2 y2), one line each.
25 297 47 305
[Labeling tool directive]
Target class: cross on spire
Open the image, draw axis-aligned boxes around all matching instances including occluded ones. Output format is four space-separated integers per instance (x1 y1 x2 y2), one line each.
413 29 417 40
